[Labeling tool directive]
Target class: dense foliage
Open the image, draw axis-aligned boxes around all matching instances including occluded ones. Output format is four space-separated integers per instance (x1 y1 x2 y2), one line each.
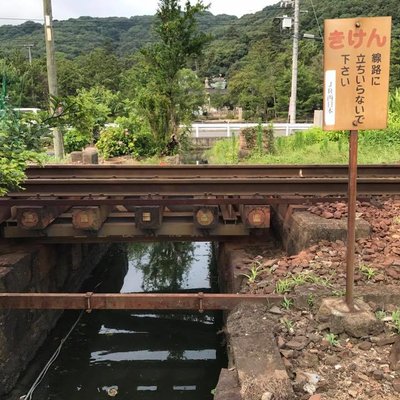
125 0 210 154
207 90 400 165
2 1 400 116
0 99 48 195
96 125 156 159
1 0 399 149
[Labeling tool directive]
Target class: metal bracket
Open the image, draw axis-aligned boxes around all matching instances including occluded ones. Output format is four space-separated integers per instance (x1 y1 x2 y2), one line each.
198 292 204 314
85 292 94 313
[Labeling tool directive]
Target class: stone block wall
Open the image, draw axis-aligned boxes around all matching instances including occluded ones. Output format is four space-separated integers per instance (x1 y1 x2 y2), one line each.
0 243 109 396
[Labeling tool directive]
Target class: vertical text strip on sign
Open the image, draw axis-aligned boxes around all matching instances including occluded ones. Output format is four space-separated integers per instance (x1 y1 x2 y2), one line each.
323 17 391 131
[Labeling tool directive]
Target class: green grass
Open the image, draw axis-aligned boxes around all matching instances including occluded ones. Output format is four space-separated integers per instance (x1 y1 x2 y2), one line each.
359 264 377 280
275 272 332 294
281 296 294 310
241 264 265 284
392 309 400 334
325 333 339 347
205 126 400 165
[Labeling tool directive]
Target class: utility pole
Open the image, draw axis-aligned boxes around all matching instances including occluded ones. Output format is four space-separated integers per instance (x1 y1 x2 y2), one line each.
23 44 34 65
43 0 64 158
288 0 299 124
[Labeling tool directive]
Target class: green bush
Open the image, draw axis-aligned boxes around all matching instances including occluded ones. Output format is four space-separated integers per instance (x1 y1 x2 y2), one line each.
205 137 240 164
96 126 132 159
240 124 275 155
132 131 157 158
0 105 46 195
64 128 91 153
96 126 157 159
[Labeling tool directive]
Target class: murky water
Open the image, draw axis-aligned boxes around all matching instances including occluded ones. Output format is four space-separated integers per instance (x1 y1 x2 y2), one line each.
18 242 226 400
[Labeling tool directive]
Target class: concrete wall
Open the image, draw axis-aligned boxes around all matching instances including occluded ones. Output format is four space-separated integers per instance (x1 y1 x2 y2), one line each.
0 243 110 396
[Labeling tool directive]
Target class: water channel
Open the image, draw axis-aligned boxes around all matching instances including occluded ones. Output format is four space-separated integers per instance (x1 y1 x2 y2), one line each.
15 242 226 400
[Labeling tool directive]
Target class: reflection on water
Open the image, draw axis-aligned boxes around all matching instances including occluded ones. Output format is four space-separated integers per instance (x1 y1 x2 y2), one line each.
26 243 225 400
122 242 213 293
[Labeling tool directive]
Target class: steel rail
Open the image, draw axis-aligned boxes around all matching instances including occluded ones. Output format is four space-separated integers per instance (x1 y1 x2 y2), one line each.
0 196 365 207
25 164 400 179
0 292 284 311
7 177 400 197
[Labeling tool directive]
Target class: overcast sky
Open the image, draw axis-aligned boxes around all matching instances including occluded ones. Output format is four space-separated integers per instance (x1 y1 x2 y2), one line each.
1 0 279 24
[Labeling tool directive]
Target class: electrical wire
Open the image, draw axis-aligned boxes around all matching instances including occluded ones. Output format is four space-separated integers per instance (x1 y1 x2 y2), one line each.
20 310 85 400
19 277 104 400
0 6 286 26
308 0 323 42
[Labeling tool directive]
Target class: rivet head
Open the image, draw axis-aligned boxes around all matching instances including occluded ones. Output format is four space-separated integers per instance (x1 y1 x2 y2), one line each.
355 22 361 28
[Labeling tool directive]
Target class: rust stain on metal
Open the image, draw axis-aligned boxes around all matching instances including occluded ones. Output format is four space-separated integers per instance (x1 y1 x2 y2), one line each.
0 292 285 311
345 130 358 311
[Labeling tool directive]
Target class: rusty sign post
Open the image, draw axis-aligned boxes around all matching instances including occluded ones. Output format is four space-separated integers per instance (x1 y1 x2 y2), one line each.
324 17 392 310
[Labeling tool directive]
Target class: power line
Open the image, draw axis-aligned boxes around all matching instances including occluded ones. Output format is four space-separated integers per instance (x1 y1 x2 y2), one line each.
0 17 44 22
308 0 323 42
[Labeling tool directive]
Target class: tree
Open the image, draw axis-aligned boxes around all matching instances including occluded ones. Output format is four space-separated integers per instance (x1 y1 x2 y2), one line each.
0 76 48 195
127 0 210 154
56 86 121 153
129 242 195 292
228 40 281 120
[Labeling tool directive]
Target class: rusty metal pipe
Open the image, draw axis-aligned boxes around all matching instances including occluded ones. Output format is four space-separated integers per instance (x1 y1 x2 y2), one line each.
346 130 358 311
0 292 284 311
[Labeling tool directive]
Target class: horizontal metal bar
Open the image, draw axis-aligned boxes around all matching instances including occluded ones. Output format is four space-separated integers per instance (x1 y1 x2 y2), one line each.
25 164 400 179
0 196 364 207
3 220 252 240
0 293 284 310
8 177 400 197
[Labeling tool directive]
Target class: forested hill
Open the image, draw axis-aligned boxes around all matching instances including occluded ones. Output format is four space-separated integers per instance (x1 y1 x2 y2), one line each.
1 0 399 60
0 13 237 58
1 0 399 118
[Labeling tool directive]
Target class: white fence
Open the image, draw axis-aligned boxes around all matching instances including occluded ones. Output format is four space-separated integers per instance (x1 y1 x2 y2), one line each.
189 122 314 138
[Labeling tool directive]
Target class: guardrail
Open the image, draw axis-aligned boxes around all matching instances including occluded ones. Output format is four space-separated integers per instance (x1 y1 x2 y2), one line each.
189 122 314 138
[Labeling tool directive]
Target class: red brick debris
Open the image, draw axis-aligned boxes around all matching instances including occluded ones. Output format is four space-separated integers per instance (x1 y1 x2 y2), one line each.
246 199 400 294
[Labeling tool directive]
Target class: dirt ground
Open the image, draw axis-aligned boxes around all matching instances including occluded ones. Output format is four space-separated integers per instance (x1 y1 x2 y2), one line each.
236 199 400 399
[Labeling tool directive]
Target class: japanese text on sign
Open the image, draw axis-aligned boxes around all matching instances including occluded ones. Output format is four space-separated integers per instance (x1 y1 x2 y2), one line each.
324 17 391 131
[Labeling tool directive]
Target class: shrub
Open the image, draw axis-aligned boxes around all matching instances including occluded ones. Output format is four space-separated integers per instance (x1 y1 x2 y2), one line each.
0 105 46 195
96 126 132 159
240 124 275 155
96 126 157 160
205 137 239 164
132 131 157 158
64 128 91 153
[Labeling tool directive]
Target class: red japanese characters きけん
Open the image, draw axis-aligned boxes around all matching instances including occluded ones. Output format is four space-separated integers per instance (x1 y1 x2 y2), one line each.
328 28 387 50
323 17 392 131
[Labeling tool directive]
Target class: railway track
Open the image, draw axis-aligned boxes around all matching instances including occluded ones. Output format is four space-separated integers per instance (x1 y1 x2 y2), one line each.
1 164 399 241
1 164 398 199
25 164 400 179
4 177 400 197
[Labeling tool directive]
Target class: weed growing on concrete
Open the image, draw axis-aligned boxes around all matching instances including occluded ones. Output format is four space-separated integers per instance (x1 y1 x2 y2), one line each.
359 264 377 280
392 309 400 334
325 333 339 347
281 296 293 310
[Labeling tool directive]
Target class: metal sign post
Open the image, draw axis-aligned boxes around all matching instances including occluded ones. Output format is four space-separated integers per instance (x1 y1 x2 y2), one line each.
323 16 392 310
345 130 358 311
